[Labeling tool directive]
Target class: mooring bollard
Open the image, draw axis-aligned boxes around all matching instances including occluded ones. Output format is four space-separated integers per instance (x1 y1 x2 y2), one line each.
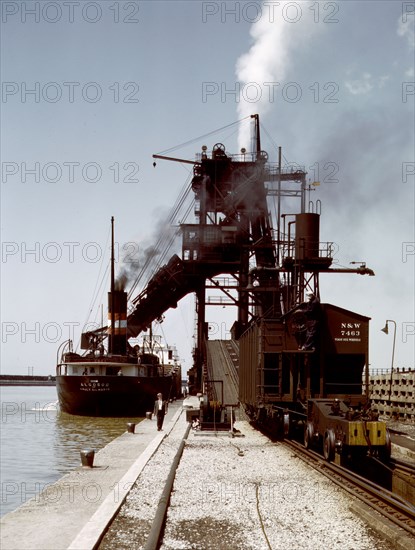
127 422 136 433
80 449 95 467
145 412 152 420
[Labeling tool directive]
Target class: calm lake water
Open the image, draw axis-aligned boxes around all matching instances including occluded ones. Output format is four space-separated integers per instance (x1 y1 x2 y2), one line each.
0 386 143 517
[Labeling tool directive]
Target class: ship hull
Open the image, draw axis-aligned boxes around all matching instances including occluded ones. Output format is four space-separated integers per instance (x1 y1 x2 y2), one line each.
56 375 175 417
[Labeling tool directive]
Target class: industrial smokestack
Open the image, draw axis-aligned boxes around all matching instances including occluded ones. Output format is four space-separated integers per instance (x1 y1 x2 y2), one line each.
295 213 320 260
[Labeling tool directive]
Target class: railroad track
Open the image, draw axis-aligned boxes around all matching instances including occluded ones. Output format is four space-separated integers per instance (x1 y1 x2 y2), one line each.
283 439 415 539
391 457 415 477
205 340 239 405
205 340 415 542
220 340 239 396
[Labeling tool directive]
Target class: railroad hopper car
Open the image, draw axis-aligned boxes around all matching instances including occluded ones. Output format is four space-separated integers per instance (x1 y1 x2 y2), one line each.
239 304 391 462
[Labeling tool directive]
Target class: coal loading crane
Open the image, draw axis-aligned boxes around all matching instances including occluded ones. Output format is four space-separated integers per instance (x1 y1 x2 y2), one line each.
128 116 386 462
81 115 374 404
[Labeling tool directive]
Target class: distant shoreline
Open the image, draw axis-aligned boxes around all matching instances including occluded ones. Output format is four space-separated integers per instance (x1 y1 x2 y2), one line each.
0 375 56 386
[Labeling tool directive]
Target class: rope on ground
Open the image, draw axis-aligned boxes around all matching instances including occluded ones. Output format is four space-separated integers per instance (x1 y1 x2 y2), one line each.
255 483 273 550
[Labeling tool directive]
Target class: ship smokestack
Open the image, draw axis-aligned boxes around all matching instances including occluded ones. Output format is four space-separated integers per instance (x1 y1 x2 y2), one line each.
108 290 127 355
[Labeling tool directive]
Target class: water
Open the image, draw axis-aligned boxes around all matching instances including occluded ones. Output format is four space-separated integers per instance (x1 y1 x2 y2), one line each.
0 386 143 517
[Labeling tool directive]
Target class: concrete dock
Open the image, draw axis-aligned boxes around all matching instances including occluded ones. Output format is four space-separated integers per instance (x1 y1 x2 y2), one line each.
0 401 183 550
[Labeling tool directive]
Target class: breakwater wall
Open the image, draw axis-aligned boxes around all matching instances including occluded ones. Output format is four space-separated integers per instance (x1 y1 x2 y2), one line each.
0 375 56 386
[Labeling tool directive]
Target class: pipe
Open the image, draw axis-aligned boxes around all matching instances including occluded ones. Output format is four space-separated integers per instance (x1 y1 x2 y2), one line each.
56 338 71 368
277 146 281 264
144 422 192 550
288 221 295 258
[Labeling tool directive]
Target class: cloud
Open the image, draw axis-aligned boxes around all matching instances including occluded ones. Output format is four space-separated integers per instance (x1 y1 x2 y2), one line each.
345 73 373 95
344 73 393 96
398 15 415 49
235 1 323 150
378 75 390 88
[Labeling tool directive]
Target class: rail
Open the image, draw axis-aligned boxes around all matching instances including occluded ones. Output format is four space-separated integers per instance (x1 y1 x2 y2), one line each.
205 340 239 406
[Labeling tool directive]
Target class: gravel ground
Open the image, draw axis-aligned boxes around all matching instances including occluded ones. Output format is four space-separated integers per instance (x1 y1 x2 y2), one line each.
100 413 394 550
162 423 393 550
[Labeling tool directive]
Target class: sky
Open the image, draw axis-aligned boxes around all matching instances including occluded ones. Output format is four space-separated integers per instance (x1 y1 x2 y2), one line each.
1 0 414 377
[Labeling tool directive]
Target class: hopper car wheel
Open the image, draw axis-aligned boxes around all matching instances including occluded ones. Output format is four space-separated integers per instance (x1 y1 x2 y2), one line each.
323 429 335 462
283 413 290 438
304 422 314 449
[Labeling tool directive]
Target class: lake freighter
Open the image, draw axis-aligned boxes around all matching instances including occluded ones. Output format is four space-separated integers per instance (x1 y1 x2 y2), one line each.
56 218 181 417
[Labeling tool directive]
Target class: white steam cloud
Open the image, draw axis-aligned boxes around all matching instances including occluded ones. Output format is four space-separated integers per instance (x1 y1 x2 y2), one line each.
235 0 323 150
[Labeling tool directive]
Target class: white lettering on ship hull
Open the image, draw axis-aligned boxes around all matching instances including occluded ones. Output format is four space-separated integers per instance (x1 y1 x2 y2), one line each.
80 382 110 392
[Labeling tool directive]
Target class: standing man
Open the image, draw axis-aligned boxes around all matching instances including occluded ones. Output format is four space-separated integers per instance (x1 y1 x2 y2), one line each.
154 393 168 431
301 292 321 350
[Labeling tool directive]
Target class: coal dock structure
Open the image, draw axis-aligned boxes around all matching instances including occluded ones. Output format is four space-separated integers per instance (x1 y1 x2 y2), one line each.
2 118 414 549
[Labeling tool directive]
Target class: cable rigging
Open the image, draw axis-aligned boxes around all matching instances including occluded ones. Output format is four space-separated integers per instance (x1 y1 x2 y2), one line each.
154 116 251 156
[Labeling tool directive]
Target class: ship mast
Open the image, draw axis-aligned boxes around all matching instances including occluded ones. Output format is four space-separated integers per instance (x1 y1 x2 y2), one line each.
109 216 115 355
